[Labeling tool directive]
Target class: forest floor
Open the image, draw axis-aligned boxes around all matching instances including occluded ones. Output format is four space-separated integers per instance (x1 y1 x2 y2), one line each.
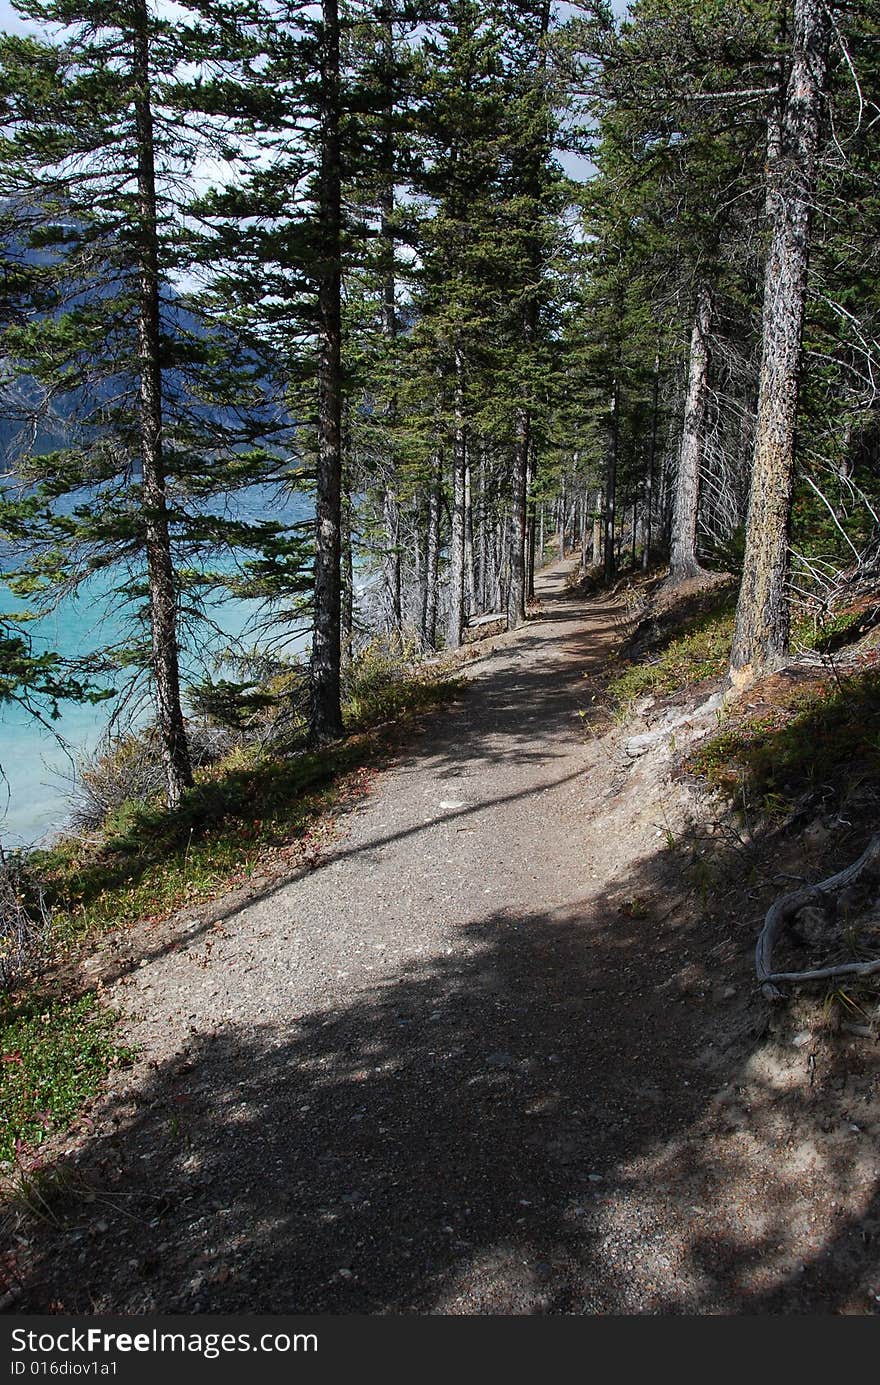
4 557 880 1314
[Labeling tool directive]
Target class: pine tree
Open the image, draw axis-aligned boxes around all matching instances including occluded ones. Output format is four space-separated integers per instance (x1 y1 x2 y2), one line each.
0 5 292 807
729 0 832 687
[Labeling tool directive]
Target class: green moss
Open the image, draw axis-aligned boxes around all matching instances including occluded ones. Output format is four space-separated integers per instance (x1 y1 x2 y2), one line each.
0 993 133 1163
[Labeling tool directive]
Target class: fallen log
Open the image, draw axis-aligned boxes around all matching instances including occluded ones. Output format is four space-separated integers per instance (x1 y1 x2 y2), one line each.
462 612 507 644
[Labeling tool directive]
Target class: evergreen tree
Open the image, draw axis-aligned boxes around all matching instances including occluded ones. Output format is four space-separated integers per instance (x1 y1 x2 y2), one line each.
0 3 298 808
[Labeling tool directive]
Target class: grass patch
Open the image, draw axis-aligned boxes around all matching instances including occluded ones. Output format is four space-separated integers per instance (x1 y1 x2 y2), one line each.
0 992 133 1164
689 666 880 821
793 603 880 655
608 584 737 710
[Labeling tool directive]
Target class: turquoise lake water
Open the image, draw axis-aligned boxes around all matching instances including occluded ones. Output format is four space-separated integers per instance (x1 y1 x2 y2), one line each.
0 487 314 847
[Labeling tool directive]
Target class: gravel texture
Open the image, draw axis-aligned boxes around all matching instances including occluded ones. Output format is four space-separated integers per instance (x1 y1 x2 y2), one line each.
6 559 880 1315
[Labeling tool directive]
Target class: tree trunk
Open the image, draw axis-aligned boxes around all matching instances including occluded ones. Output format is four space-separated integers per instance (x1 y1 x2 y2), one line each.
464 452 475 618
592 489 602 568
729 0 830 690
642 348 660 571
558 475 566 560
379 6 401 635
508 406 529 627
446 351 466 649
526 447 536 601
604 379 619 581
382 484 401 631
423 455 441 649
630 491 638 567
478 449 488 610
133 0 193 810
341 473 353 651
310 0 344 740
667 283 711 585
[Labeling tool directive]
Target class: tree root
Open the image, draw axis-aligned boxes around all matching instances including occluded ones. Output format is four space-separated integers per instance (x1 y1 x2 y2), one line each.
624 690 724 757
756 834 880 999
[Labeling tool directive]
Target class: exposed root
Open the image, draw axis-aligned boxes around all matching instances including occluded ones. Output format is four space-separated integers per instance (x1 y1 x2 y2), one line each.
624 690 724 757
756 834 880 1000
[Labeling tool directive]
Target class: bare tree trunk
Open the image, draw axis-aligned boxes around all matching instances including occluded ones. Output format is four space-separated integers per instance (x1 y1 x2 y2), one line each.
464 453 475 618
341 476 353 651
558 475 566 560
729 0 829 689
133 0 192 810
379 7 401 636
508 407 529 627
592 489 602 568
446 348 466 649
604 378 619 581
423 456 441 649
526 448 536 601
498 508 511 615
382 484 400 632
478 449 488 610
415 500 427 641
642 347 660 571
630 491 638 567
667 283 711 585
310 0 344 740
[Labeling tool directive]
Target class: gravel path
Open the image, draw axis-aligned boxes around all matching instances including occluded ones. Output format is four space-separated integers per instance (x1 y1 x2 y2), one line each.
11 558 878 1315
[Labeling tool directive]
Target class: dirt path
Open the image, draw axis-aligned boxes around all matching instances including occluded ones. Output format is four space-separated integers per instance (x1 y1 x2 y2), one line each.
9 560 880 1314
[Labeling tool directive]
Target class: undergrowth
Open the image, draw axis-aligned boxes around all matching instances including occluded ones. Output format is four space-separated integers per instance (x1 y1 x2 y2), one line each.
0 993 133 1165
607 584 737 710
690 666 880 823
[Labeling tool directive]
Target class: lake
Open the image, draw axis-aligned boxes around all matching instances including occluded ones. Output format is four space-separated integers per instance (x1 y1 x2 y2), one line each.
0 486 314 847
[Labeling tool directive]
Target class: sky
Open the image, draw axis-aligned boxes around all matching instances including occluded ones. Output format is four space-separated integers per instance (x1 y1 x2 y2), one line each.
0 0 627 188
0 0 632 40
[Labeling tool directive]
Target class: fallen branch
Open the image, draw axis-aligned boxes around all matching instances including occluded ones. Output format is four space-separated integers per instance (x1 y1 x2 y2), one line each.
756 834 880 999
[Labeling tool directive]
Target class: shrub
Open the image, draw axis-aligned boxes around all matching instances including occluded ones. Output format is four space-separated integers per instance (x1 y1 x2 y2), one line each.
66 722 237 833
0 854 49 993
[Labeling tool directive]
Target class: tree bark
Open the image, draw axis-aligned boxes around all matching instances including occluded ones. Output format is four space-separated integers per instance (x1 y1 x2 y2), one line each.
642 348 660 571
508 406 529 627
558 474 566 560
132 0 193 810
382 483 401 631
341 473 353 650
592 488 602 568
729 0 830 690
423 454 441 649
464 452 475 617
667 283 711 585
604 379 619 581
379 5 401 635
310 0 345 740
478 448 488 610
446 348 466 649
526 446 536 600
